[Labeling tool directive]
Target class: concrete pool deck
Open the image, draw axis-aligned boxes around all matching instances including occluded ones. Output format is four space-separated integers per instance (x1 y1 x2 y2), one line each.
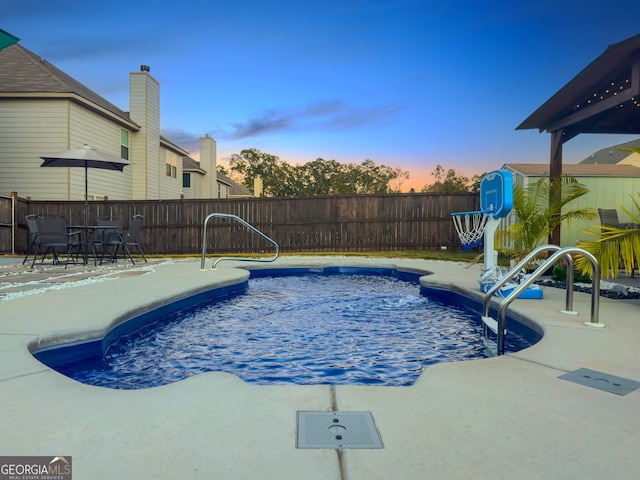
1 256 639 479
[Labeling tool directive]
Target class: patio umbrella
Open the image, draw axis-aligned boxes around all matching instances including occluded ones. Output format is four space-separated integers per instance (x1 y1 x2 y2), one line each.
40 144 130 259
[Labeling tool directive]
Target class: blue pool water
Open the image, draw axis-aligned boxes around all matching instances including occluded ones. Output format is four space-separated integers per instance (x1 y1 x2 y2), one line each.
34 267 541 389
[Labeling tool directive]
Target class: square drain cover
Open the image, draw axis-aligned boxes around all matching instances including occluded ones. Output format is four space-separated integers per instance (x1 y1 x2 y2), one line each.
297 411 383 449
559 368 640 396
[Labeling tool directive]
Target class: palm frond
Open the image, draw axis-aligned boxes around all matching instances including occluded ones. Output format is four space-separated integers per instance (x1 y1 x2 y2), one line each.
498 174 593 263
577 192 640 278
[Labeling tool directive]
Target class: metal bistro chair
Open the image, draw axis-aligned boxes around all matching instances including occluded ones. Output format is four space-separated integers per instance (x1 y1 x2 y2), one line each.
23 213 65 265
32 215 82 268
22 214 41 265
92 216 123 265
101 215 147 265
598 208 622 229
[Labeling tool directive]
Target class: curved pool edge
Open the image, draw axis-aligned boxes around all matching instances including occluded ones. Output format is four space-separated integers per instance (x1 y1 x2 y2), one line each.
8 256 633 382
33 263 542 388
24 259 439 360
15 256 588 378
26 266 251 355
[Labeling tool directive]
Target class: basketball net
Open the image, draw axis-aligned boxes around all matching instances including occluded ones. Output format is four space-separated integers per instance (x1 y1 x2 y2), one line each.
451 211 490 250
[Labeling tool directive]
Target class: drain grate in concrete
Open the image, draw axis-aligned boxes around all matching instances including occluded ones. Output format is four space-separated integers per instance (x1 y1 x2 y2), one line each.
559 368 640 396
296 411 384 449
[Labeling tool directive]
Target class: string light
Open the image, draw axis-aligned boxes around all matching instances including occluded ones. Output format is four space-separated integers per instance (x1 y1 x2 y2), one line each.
570 68 632 114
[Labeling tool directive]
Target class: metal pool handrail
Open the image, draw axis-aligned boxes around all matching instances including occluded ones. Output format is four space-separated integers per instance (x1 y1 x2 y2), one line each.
484 245 601 355
200 213 279 270
482 244 564 318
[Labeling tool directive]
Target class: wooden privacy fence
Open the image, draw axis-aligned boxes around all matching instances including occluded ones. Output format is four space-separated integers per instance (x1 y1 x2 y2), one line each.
0 195 15 254
3 193 480 255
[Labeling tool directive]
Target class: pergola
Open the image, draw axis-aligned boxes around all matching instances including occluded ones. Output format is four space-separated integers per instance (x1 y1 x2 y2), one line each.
517 33 640 244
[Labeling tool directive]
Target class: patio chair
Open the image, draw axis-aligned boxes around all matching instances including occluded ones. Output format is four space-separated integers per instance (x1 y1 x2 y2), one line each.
22 214 41 265
92 217 123 265
101 215 146 265
32 216 82 268
598 207 640 230
598 208 621 228
23 213 66 265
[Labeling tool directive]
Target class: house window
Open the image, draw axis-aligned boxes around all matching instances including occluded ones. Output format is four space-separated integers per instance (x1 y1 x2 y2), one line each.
183 173 191 188
166 158 177 178
120 130 129 160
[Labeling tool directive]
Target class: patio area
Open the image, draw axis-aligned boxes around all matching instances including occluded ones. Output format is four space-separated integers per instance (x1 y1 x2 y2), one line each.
1 256 639 479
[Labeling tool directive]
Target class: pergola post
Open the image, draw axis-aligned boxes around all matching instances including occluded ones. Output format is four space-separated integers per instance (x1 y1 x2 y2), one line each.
549 129 564 246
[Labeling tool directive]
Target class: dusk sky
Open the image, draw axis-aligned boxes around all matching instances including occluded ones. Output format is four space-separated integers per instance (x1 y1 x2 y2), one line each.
4 1 640 191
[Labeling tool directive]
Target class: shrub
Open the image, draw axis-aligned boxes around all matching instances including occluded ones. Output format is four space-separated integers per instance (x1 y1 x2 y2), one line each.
552 263 592 284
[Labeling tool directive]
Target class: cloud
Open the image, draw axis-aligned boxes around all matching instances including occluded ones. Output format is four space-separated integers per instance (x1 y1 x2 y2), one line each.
226 110 293 139
222 100 403 140
34 36 156 63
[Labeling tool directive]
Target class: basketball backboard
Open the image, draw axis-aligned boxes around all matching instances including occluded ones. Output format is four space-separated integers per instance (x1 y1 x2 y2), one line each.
480 169 513 219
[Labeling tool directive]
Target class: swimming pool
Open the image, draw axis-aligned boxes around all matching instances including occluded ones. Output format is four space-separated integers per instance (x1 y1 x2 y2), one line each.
33 266 541 388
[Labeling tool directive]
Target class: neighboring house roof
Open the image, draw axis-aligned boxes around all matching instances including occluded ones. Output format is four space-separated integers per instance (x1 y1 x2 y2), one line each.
216 171 253 197
214 170 232 186
0 44 138 130
579 137 640 164
160 135 189 157
182 156 207 174
180 161 253 196
503 163 640 177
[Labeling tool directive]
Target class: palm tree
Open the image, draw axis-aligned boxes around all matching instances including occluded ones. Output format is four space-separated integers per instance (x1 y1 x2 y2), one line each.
496 175 596 265
576 193 640 278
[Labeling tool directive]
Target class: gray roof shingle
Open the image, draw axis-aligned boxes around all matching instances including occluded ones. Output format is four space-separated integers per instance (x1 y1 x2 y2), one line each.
579 138 640 165
216 171 253 197
182 156 206 174
0 43 135 127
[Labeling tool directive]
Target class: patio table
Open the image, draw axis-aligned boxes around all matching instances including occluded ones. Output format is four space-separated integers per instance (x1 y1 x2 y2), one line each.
67 225 118 265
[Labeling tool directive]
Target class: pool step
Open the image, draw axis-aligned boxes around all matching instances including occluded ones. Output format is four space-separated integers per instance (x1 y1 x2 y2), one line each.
483 337 497 357
481 315 498 334
481 315 504 358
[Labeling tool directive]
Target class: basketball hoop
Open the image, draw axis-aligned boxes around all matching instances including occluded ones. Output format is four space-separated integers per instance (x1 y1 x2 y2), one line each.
451 211 490 250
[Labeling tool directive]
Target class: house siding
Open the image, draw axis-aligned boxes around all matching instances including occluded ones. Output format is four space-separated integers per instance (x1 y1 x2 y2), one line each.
0 100 70 200
182 174 201 199
567 177 640 245
618 152 640 167
505 171 640 246
0 99 135 201
159 148 183 199
68 103 132 200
